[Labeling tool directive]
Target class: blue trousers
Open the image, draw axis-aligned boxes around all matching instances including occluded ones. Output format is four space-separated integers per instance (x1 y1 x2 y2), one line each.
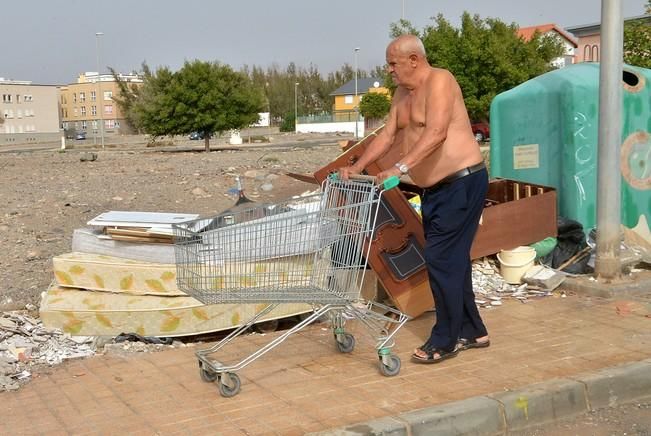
421 168 489 352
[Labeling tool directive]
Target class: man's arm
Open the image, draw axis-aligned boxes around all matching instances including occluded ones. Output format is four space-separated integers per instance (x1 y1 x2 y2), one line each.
339 93 401 179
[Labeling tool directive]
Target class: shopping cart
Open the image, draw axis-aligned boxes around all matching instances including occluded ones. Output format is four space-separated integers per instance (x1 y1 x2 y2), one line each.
173 174 409 397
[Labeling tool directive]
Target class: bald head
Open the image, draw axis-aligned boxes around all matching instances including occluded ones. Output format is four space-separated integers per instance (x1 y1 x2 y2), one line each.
387 34 426 58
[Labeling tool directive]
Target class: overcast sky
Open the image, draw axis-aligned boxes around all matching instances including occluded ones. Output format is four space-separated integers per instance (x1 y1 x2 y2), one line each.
2 0 646 85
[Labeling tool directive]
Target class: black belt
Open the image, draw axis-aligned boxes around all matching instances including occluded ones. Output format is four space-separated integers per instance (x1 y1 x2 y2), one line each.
423 162 486 193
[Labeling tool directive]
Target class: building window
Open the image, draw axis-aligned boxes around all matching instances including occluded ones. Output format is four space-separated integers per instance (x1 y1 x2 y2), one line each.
81 121 87 129
81 106 87 116
16 95 21 103
91 91 96 101
74 108 78 117
344 95 353 104
91 105 97 116
104 105 113 114
584 45 592 62
24 95 33 102
592 45 599 62
79 92 86 102
92 120 98 130
105 119 115 129
103 90 113 100
73 93 77 103
2 94 12 103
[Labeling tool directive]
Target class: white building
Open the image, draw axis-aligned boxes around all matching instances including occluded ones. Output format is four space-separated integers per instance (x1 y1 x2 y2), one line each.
0 78 60 145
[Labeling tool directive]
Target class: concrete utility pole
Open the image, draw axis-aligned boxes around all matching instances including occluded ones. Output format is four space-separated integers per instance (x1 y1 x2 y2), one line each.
95 32 105 149
354 47 360 139
595 0 623 279
294 82 299 133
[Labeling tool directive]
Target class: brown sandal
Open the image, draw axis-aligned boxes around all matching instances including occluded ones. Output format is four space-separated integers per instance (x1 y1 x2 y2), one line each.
456 337 490 351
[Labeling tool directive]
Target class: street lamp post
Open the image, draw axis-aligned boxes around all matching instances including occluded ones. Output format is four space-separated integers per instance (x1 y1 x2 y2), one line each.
354 47 360 139
294 82 299 133
95 32 105 149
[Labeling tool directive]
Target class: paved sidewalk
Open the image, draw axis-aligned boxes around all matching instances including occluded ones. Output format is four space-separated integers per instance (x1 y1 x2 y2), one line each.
1 290 650 435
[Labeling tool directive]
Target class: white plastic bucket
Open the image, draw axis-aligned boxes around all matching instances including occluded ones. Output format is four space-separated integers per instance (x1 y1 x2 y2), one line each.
498 246 536 264
497 247 537 284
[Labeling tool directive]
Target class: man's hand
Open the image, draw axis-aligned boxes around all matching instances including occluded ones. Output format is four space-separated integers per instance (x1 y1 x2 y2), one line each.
376 165 402 184
338 165 362 180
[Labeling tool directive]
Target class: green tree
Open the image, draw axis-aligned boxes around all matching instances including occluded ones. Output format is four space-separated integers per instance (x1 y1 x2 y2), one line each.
390 13 564 120
110 66 144 132
243 62 370 126
128 60 265 151
358 92 391 119
623 1 651 68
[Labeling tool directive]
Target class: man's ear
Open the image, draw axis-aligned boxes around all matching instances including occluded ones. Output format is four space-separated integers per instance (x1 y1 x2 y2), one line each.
409 54 419 65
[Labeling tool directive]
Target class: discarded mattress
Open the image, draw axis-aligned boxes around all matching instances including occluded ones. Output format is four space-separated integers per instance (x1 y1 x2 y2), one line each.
39 285 312 337
71 227 177 264
52 252 185 296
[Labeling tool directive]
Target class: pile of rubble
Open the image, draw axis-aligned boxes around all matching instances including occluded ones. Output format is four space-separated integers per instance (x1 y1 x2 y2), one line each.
471 258 559 308
0 310 95 391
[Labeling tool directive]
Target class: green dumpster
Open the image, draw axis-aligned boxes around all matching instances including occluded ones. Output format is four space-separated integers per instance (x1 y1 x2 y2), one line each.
490 63 651 230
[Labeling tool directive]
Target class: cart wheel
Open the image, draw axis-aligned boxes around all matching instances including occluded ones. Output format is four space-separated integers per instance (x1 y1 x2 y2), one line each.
255 319 279 333
335 333 355 353
379 354 401 377
199 363 218 383
218 373 241 397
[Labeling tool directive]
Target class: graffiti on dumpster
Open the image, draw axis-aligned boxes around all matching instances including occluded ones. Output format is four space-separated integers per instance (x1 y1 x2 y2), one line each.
621 131 651 191
572 111 596 203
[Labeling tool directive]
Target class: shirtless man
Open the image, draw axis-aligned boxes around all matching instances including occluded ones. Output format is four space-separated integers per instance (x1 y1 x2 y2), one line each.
339 34 490 363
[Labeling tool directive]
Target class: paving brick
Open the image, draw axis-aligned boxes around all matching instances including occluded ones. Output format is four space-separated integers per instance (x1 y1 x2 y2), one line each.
0 294 649 434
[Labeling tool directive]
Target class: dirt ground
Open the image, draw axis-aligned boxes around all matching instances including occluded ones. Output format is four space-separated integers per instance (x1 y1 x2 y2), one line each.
0 138 342 311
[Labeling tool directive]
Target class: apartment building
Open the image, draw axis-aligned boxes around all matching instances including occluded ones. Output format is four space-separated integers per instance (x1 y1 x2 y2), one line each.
0 78 60 144
567 13 651 63
59 72 142 137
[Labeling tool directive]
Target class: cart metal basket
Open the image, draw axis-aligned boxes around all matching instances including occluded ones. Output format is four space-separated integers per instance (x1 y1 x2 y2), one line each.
173 175 409 397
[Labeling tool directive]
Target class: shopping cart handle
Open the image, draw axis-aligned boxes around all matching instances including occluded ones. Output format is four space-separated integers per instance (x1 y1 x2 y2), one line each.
330 173 400 190
382 175 400 190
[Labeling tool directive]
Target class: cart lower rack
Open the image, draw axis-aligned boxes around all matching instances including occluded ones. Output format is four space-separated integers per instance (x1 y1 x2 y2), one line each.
173 175 409 397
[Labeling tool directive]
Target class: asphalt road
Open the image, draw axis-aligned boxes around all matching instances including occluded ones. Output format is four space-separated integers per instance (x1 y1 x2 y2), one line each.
0 133 346 154
512 401 651 436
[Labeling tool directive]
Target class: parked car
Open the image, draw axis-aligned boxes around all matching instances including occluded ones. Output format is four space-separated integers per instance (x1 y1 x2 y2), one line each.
189 131 205 140
75 131 87 140
471 122 490 143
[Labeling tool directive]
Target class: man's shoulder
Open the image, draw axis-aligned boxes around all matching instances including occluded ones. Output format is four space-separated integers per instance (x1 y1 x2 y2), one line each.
428 67 454 80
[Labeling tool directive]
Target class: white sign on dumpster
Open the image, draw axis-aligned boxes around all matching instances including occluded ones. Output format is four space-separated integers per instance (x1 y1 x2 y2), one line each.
513 143 540 169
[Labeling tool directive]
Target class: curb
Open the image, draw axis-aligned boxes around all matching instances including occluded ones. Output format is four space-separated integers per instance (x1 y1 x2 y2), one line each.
562 274 651 298
307 358 651 436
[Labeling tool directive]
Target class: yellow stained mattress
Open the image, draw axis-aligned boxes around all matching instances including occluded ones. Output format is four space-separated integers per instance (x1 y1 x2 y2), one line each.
39 284 312 337
53 252 185 296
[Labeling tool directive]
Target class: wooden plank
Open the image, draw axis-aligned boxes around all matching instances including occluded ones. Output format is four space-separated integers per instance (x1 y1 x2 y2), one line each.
109 234 174 244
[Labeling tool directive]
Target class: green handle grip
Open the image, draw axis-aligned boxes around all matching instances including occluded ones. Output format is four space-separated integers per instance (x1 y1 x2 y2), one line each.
382 175 400 190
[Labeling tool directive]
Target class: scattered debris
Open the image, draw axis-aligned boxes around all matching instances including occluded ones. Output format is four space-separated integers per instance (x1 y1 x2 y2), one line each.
79 152 97 162
523 265 566 291
0 311 95 391
472 258 554 307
